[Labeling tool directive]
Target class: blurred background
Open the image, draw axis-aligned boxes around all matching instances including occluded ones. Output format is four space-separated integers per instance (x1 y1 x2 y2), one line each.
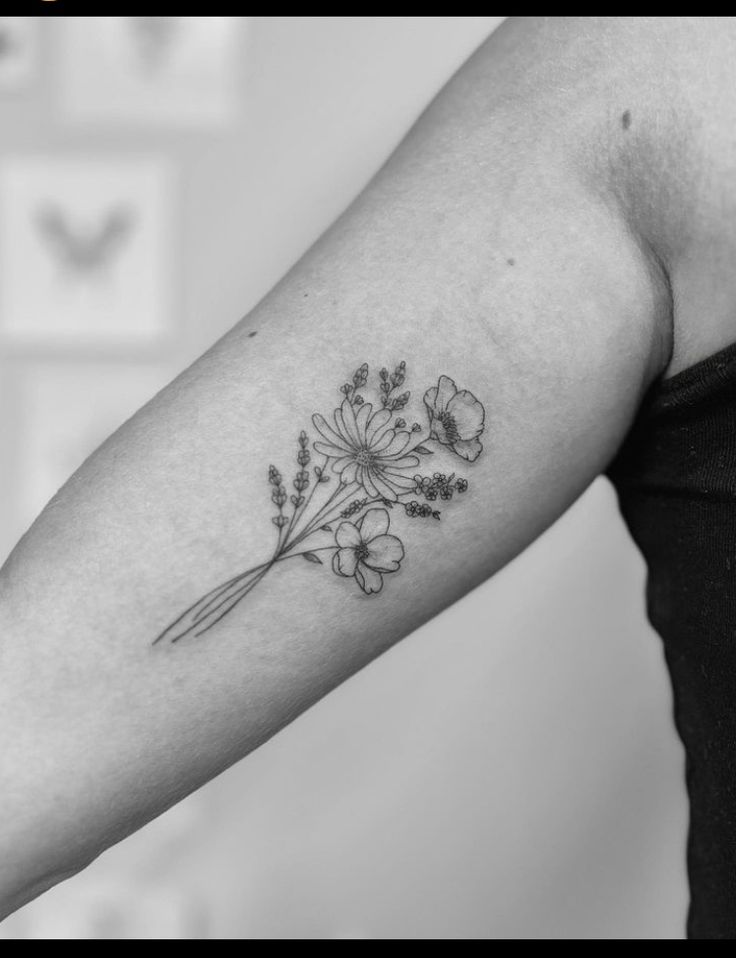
0 16 688 939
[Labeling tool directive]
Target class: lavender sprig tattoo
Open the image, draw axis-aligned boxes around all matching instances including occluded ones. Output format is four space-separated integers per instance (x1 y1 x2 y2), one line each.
153 363 485 645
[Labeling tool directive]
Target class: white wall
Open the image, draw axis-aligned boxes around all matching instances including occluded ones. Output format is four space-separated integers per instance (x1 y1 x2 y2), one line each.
0 17 687 938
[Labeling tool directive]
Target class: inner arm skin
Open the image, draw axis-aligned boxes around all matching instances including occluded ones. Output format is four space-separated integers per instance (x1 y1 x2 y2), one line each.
0 17 693 916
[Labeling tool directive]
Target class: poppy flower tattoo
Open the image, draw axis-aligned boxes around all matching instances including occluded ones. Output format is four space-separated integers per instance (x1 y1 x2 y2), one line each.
424 375 484 462
153 362 485 645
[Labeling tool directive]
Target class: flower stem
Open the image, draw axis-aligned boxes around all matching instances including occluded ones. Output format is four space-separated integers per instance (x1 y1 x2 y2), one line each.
285 482 360 552
283 453 327 546
285 479 348 548
188 562 274 640
190 562 269 625
158 545 340 644
174 482 351 644
153 561 268 645
277 545 337 563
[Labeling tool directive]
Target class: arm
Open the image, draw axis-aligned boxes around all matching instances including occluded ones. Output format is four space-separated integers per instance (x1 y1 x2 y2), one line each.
0 17 674 916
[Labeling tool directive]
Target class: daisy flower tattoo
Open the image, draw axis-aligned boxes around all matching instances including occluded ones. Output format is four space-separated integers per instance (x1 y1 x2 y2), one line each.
312 401 419 500
153 361 486 645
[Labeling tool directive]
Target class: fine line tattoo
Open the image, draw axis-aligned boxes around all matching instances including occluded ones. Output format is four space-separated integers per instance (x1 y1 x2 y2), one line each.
153 363 486 645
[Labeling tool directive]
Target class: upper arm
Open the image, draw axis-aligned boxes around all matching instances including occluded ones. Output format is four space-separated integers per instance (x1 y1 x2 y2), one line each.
0 17 673 914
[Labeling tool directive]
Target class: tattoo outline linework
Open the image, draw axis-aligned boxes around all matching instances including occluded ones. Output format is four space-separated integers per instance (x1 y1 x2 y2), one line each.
153 363 485 645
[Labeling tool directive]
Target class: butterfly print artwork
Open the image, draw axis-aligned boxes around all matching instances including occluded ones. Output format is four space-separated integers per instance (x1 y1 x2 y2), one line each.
34 204 137 279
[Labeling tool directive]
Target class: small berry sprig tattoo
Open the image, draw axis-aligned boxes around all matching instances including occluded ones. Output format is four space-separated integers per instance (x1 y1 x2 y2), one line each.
153 365 485 645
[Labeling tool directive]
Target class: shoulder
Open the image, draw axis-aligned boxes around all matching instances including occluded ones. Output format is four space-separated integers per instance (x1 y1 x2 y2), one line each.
391 18 736 383
558 17 736 376
476 18 736 378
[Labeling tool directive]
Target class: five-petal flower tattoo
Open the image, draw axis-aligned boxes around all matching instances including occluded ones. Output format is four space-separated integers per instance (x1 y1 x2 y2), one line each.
153 362 486 645
333 507 405 595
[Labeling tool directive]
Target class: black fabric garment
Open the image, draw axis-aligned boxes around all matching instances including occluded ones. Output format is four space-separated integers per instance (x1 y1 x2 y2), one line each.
607 340 736 940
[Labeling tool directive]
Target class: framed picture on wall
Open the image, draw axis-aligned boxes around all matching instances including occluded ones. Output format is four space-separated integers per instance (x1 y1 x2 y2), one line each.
0 868 207 939
0 17 38 92
59 17 242 127
12 361 173 539
0 156 172 348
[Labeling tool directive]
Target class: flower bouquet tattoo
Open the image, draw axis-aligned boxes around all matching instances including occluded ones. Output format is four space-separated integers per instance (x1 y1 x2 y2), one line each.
153 363 485 644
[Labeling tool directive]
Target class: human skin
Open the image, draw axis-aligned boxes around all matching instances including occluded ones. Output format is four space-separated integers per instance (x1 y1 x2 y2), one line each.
2 17 736 918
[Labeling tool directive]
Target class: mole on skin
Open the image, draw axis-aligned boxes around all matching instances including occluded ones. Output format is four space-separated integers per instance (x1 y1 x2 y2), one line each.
248 330 258 337
507 257 515 267
621 110 632 131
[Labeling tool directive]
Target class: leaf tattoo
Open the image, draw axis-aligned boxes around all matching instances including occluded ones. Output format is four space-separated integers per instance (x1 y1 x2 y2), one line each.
153 363 485 645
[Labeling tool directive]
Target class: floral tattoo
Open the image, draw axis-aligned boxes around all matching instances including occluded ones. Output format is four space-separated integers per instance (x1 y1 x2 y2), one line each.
153 364 485 645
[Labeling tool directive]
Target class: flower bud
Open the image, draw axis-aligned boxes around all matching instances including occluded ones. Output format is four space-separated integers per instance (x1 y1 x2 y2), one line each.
293 469 310 492
353 362 369 388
